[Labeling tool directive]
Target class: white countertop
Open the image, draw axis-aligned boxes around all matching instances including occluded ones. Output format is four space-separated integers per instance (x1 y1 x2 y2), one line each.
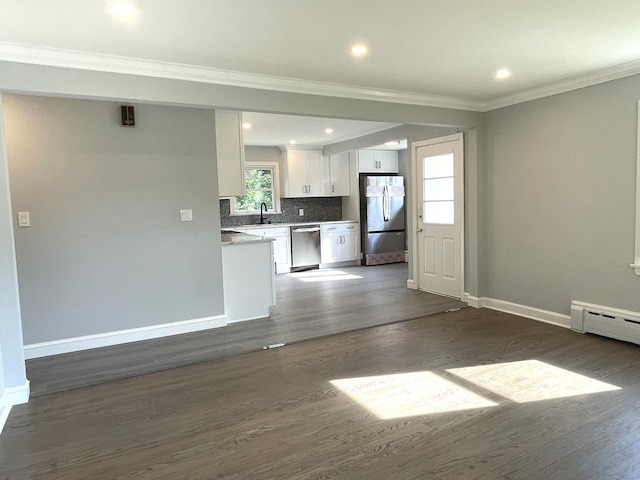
221 232 275 246
232 220 358 230
221 220 358 245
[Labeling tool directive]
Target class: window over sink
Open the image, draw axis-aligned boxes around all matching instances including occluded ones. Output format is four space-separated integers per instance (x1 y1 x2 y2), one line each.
231 161 282 215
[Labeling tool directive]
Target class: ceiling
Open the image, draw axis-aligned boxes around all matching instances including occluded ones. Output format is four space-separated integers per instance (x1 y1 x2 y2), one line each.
241 112 402 148
0 1 639 144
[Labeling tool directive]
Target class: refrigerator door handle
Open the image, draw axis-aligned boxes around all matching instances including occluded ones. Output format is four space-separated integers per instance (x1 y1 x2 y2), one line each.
383 185 390 222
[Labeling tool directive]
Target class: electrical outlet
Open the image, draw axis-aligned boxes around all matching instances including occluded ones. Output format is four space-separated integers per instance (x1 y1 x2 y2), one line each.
298 208 304 216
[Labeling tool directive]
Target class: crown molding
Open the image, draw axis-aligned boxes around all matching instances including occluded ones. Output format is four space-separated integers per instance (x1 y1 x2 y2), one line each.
0 42 483 112
481 58 640 111
2 42 640 114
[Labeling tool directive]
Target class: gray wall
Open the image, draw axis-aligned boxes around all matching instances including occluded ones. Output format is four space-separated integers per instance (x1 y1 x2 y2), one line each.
4 95 224 344
0 60 482 384
482 75 640 314
0 94 26 391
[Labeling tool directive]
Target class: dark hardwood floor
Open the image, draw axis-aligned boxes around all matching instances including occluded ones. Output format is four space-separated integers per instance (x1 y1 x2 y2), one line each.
26 263 466 396
3 308 640 479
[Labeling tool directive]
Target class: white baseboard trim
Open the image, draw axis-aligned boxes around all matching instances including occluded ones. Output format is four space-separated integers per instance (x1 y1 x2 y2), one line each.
227 314 270 324
480 297 571 329
24 315 228 359
407 279 417 290
0 380 30 436
463 293 482 308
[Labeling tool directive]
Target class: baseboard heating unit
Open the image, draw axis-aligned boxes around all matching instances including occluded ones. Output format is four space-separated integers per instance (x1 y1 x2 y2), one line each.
571 301 640 346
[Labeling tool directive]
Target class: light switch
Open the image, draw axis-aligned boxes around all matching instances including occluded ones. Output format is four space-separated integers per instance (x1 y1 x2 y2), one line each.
298 208 304 216
180 209 193 222
17 212 30 227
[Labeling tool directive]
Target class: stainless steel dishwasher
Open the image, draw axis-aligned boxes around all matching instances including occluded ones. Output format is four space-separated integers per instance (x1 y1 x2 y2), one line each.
290 225 321 271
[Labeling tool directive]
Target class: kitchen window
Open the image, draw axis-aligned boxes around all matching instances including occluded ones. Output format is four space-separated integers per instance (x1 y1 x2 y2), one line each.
231 161 282 215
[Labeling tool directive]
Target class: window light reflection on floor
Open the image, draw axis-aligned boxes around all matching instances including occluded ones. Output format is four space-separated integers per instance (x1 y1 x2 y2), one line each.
331 360 621 420
330 371 498 420
447 359 621 403
290 269 363 283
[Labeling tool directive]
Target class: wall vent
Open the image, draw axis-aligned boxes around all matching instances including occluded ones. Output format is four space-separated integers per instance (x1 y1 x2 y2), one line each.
571 301 640 346
120 105 135 127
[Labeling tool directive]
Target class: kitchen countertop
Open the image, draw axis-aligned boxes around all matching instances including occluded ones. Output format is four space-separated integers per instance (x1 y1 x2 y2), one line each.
229 220 358 230
221 220 358 245
221 231 275 246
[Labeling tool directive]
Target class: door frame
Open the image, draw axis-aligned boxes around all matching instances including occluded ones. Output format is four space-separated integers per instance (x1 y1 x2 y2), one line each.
409 132 465 299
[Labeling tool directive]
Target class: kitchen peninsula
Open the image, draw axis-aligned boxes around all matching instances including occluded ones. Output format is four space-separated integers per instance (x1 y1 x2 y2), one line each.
221 231 276 323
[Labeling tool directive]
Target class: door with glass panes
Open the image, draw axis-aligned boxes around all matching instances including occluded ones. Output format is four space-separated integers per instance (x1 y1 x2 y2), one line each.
416 134 463 298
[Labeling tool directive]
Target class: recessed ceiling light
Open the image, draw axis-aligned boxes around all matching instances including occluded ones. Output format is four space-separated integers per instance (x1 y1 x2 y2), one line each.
290 140 296 145
325 128 333 134
495 68 511 79
110 1 135 17
351 44 368 56
384 140 400 146
242 123 252 129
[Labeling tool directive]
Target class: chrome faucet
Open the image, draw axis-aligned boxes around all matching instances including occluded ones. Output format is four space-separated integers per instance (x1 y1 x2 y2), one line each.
260 202 268 224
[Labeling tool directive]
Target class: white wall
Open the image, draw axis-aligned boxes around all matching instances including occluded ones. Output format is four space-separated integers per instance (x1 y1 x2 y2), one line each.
4 95 224 345
482 74 640 314
0 93 28 417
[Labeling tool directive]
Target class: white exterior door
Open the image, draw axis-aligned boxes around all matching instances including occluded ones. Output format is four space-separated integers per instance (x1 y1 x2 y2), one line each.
415 134 463 298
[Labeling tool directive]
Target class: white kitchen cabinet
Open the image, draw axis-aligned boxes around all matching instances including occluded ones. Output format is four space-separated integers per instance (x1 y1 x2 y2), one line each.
221 238 275 323
357 149 398 173
216 110 245 197
263 227 291 274
321 222 360 264
237 226 291 274
280 147 330 197
329 152 351 196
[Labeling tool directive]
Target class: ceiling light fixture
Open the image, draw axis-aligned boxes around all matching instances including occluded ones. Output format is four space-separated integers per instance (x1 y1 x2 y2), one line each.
351 44 368 57
325 128 333 134
290 140 296 145
242 123 252 129
109 1 135 17
495 68 511 79
384 140 400 146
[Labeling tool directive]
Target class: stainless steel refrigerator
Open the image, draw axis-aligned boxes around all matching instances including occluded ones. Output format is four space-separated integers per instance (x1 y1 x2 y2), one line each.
359 175 406 266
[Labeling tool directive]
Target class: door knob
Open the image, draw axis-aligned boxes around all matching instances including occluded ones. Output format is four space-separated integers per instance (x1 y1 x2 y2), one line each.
417 227 423 232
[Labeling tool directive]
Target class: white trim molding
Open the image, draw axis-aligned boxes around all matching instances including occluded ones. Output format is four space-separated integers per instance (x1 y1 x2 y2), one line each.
3 42 640 113
632 100 640 276
24 315 227 359
464 296 571 329
462 293 482 309
0 42 481 112
482 59 640 111
0 380 30 436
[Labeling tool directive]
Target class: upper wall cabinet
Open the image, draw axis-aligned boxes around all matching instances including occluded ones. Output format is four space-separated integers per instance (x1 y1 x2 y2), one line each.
216 110 245 198
280 146 330 197
329 152 351 196
357 149 398 174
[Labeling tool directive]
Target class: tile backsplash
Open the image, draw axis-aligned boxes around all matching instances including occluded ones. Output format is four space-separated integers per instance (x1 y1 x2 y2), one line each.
220 197 343 227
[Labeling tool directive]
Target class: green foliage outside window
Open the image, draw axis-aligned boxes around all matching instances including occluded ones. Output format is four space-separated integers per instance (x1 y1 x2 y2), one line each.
234 168 275 212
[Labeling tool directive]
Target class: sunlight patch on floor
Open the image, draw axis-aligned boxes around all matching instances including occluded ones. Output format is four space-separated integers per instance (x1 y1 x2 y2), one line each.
447 359 621 403
332 360 622 419
330 371 498 420
290 269 363 282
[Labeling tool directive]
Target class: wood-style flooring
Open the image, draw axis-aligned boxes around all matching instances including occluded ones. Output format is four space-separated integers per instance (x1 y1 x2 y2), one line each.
26 263 466 396
3 308 640 479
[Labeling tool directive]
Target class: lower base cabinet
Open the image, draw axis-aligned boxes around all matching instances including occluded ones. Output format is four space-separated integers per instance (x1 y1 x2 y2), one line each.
233 226 291 274
222 240 276 322
321 222 360 264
